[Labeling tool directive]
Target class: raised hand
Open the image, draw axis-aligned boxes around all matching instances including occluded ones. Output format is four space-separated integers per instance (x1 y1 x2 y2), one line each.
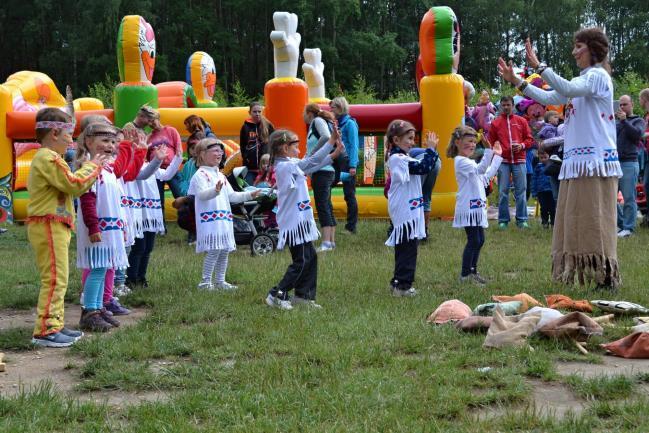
215 180 224 194
91 153 109 166
492 141 503 156
525 38 540 69
425 131 439 150
270 12 301 78
153 144 168 161
497 57 519 85
302 48 325 100
328 124 341 145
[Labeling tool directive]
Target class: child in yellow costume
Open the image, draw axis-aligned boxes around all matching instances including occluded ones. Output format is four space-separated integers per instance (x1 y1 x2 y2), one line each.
28 108 105 348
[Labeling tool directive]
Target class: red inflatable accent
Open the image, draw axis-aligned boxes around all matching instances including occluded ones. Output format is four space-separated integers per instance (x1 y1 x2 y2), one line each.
6 109 115 139
347 103 422 133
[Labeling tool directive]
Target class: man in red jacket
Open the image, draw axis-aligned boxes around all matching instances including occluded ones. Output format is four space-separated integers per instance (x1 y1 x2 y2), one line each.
488 96 534 228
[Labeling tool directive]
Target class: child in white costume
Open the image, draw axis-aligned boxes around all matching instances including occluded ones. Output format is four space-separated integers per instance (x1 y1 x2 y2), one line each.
189 139 259 291
125 139 182 288
385 120 439 297
265 128 343 310
448 125 503 284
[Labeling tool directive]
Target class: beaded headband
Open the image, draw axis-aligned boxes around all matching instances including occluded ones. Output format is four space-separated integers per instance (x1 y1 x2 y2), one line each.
35 121 75 133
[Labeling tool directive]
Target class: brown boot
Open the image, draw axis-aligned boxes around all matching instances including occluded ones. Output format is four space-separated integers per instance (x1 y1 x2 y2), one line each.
100 308 120 328
79 309 112 333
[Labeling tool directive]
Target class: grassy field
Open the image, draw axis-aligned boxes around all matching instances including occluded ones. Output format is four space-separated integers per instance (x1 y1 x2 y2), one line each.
1 218 649 432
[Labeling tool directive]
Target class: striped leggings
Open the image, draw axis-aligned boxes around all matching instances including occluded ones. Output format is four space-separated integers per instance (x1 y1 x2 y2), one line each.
202 249 229 283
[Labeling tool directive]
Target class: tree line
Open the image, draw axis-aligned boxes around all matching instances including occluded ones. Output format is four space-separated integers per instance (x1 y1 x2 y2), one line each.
1 0 647 105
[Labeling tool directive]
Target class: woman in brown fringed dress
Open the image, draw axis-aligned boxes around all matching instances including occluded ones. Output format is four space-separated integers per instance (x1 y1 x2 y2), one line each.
498 29 622 290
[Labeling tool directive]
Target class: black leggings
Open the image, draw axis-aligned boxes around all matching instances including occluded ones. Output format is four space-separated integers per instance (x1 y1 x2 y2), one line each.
270 242 318 300
461 226 485 276
127 231 156 282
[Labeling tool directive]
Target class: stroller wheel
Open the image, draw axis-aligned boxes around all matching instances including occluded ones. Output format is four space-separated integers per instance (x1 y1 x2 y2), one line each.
251 233 275 256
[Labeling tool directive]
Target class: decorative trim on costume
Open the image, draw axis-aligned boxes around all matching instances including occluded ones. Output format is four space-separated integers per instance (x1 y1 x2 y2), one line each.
469 198 486 209
296 200 312 212
409 196 424 210
199 210 233 223
552 252 620 289
277 219 320 250
196 231 236 253
98 217 125 231
52 157 100 184
26 214 74 229
386 217 424 247
36 121 74 133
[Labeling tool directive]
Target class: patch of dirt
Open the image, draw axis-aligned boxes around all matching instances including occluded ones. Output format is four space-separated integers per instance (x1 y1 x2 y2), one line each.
473 379 585 420
0 305 166 406
556 357 649 378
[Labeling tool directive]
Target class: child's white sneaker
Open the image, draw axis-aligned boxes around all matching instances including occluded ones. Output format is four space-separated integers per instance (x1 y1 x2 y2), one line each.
290 296 322 309
391 287 417 297
265 294 293 310
197 280 214 291
215 281 238 291
317 242 334 253
114 283 132 297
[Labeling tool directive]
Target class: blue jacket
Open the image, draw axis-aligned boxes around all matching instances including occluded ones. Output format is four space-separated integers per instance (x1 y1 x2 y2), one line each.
337 114 359 169
531 162 552 196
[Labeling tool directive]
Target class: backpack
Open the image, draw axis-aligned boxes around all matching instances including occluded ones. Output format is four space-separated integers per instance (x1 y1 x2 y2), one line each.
310 119 350 186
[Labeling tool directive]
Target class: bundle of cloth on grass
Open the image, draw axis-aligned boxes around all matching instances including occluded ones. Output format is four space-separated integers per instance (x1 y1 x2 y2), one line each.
590 300 649 315
492 293 543 312
426 300 472 324
536 312 603 342
602 332 649 358
483 306 541 349
474 301 523 316
545 294 592 313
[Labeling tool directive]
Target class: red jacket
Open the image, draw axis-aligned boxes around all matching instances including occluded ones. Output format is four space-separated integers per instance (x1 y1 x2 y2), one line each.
488 113 534 164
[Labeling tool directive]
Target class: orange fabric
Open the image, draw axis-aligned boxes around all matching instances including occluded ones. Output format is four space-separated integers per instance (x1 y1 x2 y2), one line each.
602 332 649 358
545 294 593 313
492 293 543 312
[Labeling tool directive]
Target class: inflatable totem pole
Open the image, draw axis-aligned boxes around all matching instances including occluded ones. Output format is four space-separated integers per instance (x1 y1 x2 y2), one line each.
114 15 158 127
302 48 328 104
264 12 309 155
418 6 465 215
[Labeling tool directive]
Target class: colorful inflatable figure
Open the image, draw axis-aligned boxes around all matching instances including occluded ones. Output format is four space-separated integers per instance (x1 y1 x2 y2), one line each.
418 6 464 213
114 15 158 126
186 51 218 107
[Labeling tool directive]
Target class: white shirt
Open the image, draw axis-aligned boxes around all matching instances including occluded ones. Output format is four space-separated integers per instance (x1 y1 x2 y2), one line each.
453 149 502 228
523 65 621 180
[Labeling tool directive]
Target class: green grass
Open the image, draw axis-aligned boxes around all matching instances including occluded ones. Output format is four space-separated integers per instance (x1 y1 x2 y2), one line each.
1 220 649 432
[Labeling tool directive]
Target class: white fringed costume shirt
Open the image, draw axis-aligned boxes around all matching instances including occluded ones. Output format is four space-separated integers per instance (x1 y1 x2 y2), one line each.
453 149 503 228
274 142 334 250
522 65 622 180
188 166 252 253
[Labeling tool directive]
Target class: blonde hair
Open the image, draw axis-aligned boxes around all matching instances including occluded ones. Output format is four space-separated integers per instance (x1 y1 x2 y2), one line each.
330 96 350 115
544 110 559 122
446 125 478 158
259 153 271 167
194 138 225 168
268 129 297 164
640 88 649 105
74 122 118 169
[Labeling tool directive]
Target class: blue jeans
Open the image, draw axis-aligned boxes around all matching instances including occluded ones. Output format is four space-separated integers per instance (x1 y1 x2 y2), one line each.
617 161 639 231
421 158 441 212
497 163 528 223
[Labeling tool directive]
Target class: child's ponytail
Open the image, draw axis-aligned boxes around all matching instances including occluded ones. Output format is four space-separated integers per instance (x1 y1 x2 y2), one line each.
268 129 295 165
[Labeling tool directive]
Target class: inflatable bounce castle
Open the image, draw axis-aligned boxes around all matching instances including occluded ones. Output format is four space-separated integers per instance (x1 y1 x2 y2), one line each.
0 7 467 223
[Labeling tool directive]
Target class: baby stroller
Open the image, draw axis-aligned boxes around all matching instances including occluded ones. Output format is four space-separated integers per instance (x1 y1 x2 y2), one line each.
227 167 279 256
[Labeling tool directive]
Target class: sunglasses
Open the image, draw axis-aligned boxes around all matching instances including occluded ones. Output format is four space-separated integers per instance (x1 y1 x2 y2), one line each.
287 140 300 146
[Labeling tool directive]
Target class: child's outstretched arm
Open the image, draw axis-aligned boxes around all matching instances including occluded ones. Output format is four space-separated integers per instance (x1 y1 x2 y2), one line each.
298 126 343 174
156 147 183 181
407 131 439 175
45 152 104 196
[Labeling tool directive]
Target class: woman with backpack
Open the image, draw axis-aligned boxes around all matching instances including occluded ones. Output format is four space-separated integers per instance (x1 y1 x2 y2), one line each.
304 103 337 252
